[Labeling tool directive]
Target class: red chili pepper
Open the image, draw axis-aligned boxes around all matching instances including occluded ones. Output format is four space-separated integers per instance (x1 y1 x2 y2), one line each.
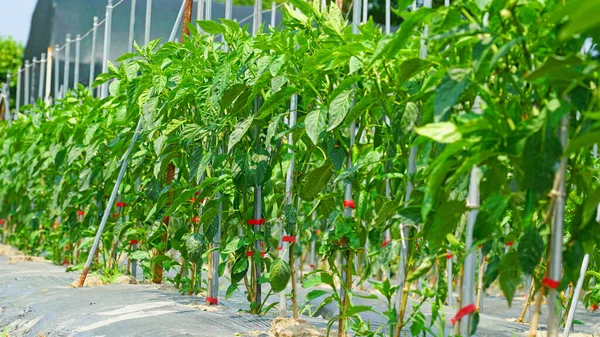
381 240 391 248
451 304 477 326
113 213 119 219
53 221 60 229
446 253 453 259
163 216 170 224
246 251 253 257
316 229 322 235
591 304 598 312
189 197 197 203
260 252 265 258
192 217 200 223
343 200 356 209
195 191 200 196
129 239 139 245
0 219 5 225
77 210 85 216
505 241 514 247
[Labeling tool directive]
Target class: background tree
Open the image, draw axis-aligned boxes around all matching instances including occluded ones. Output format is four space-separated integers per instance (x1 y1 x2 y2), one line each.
0 36 24 104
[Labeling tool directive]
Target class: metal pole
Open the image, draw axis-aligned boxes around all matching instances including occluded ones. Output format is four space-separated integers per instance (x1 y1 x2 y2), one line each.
32 58 38 103
310 200 317 270
205 0 212 22
197 0 204 33
385 0 390 34
39 54 46 100
77 115 144 287
3 72 11 124
15 67 21 115
63 35 71 94
100 0 113 98
145 0 152 45
252 0 262 36
362 0 367 23
128 0 137 53
89 17 99 90
270 2 276 28
547 114 569 337
225 0 232 20
74 35 81 86
24 60 30 106
54 44 60 99
459 166 481 336
563 254 590 337
447 250 453 307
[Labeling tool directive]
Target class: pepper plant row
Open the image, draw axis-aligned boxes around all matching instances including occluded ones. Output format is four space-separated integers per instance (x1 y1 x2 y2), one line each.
1 0 599 336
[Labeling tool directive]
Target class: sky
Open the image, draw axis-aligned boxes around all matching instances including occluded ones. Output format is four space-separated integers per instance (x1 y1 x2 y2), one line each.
0 0 38 44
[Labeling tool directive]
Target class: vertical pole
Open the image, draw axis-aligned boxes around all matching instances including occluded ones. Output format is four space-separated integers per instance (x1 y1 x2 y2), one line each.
170 2 186 43
181 0 194 42
100 0 113 99
15 67 21 115
128 0 137 53
63 35 71 94
89 17 99 90
74 35 81 86
459 166 482 336
270 2 276 28
447 250 453 307
385 0 390 34
39 54 46 100
24 61 30 106
547 114 569 337
31 58 37 103
251 0 263 312
197 0 204 33
45 47 52 103
362 0 367 23
54 44 60 99
310 200 317 270
205 0 212 22
477 249 484 312
225 0 232 20
3 71 11 124
145 0 153 45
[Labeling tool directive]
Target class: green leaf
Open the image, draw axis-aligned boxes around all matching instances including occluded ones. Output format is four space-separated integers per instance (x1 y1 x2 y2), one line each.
305 107 327 145
228 116 254 152
256 87 298 119
499 251 520 307
434 68 470 122
345 95 375 127
306 289 329 300
489 37 524 71
327 89 353 131
415 122 462 143
197 20 226 35
164 119 186 135
299 164 333 201
270 258 291 293
517 227 544 275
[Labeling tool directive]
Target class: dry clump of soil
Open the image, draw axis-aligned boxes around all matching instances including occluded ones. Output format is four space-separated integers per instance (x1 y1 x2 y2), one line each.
269 317 326 337
8 255 46 263
0 243 22 256
189 301 222 312
70 275 104 287
114 275 138 284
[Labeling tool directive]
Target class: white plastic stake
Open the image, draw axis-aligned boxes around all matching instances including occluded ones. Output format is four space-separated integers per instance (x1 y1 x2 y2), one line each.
89 17 99 90
15 67 21 115
128 0 137 53
547 113 569 337
459 166 482 336
74 35 81 86
563 254 590 337
54 44 60 99
145 0 152 45
100 0 113 98
24 60 30 106
64 34 71 93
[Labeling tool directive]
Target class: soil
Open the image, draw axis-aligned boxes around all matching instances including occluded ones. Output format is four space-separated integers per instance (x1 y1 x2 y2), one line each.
0 243 22 255
70 275 104 287
115 275 138 284
188 301 222 312
269 317 326 337
7 255 46 263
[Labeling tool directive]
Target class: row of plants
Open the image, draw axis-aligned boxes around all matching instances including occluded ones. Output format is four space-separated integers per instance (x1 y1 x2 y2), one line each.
1 0 600 336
